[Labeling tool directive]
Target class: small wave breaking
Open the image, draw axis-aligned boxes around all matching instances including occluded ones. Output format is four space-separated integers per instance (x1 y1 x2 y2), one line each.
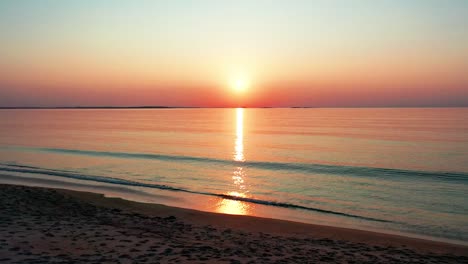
0 163 390 223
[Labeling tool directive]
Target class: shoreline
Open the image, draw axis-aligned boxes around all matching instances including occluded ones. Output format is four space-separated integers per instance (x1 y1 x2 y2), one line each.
59 187 468 255
2 172 467 247
1 183 467 263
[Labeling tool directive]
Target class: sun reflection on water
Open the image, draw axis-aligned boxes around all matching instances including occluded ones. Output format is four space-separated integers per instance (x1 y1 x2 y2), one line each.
216 108 252 215
234 108 244 162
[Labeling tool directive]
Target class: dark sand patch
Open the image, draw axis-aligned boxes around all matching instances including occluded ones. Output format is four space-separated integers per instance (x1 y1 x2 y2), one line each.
0 184 467 263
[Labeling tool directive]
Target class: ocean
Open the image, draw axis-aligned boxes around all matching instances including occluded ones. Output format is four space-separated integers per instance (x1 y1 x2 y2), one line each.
0 108 467 243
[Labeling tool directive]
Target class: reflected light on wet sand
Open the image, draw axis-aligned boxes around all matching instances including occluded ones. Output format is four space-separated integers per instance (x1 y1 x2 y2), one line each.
216 108 252 215
216 191 250 215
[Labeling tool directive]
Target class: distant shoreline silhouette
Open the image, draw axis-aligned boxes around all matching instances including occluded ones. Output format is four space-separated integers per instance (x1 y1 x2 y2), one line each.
0 106 464 109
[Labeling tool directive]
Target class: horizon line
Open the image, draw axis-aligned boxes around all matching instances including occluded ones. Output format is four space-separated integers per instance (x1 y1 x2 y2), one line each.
0 105 467 109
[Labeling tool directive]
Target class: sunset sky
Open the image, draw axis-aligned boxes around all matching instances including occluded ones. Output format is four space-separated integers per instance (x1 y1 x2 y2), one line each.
1 0 467 107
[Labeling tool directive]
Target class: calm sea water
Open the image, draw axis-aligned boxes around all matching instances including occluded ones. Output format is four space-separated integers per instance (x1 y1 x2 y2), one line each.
0 108 467 242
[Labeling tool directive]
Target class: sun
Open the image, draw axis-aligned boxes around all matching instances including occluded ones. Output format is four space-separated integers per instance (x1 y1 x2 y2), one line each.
230 75 250 93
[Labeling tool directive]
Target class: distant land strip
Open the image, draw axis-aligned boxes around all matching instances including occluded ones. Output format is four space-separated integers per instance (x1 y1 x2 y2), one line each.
0 106 283 109
0 106 465 109
0 106 195 109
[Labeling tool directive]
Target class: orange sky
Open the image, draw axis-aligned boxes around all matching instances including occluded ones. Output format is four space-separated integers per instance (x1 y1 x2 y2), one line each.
0 1 467 107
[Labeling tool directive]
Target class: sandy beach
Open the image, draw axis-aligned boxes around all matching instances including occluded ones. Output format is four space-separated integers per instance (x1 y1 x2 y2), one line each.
0 184 466 263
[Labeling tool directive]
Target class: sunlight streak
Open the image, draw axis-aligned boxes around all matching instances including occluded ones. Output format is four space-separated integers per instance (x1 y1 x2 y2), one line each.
216 108 251 215
234 108 244 162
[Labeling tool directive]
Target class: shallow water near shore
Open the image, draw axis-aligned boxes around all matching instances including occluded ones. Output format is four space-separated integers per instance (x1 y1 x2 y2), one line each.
0 108 467 242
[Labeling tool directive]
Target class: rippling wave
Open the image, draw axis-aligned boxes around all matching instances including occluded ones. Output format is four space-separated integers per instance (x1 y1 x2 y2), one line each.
5 146 468 183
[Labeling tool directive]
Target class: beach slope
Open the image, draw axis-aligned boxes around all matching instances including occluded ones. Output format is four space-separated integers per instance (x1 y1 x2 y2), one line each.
0 184 466 263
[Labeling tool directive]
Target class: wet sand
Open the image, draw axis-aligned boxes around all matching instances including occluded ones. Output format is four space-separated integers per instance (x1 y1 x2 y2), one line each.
0 184 467 263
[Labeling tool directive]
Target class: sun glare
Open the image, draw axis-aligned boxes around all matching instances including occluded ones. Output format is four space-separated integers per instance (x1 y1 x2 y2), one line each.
230 75 250 93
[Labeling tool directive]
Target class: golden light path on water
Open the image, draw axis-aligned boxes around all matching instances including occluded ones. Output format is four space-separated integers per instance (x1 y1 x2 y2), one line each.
234 107 244 162
216 108 251 215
